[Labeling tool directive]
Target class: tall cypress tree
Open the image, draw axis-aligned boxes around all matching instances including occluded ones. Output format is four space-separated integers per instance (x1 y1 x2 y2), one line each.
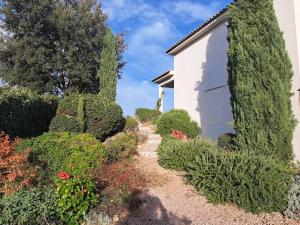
98 30 118 101
227 0 295 160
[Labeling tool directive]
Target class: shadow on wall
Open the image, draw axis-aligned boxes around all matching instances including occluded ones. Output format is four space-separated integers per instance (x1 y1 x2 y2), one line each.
194 23 235 139
117 190 192 225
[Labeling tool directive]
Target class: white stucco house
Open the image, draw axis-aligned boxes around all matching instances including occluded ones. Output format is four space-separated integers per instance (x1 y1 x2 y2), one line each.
152 0 300 160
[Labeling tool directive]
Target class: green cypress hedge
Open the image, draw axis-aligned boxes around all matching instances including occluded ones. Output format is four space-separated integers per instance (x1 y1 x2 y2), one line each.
0 87 57 138
227 0 295 160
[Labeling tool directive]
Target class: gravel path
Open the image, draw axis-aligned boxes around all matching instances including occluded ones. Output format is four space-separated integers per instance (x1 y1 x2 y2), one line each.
117 123 299 225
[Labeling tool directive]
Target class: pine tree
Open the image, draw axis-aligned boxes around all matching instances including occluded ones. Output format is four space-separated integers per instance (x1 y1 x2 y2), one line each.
227 0 295 161
98 30 118 101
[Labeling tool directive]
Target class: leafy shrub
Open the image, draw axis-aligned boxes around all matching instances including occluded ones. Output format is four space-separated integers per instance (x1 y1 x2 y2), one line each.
16 132 106 181
185 147 292 213
49 115 82 132
52 94 124 140
84 95 124 141
158 136 217 171
135 108 161 123
55 174 97 225
284 175 300 220
0 187 59 225
124 117 139 132
0 87 57 138
156 110 200 138
217 133 236 150
105 132 138 163
0 134 38 195
84 210 112 225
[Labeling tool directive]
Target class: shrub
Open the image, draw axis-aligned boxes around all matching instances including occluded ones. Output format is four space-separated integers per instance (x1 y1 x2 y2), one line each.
84 210 112 225
0 134 38 195
135 108 161 123
16 132 106 182
105 132 138 163
85 95 124 141
49 115 82 132
186 147 292 213
0 87 57 138
156 110 200 138
124 117 139 132
0 187 59 225
52 94 124 140
284 175 300 220
55 174 97 225
158 137 217 171
217 133 236 151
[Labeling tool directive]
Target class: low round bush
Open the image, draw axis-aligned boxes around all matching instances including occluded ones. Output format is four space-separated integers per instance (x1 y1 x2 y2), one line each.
55 175 97 225
156 110 200 138
85 95 124 141
124 117 139 132
135 108 161 123
284 175 300 220
49 115 82 133
0 87 57 138
217 133 236 151
0 187 59 225
16 132 107 181
105 132 138 163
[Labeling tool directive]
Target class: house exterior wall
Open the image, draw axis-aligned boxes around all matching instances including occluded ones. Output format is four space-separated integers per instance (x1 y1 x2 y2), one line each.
174 21 235 139
274 0 300 160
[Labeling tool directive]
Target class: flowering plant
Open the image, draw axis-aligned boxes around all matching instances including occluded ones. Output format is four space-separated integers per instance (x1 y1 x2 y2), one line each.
55 174 97 224
171 130 187 141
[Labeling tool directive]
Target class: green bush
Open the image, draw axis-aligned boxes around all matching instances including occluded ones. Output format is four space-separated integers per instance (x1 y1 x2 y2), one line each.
158 137 217 171
49 115 82 132
217 133 236 151
105 132 138 163
0 87 57 138
186 147 292 213
0 187 59 225
135 108 161 123
124 117 139 132
55 176 97 225
156 110 200 138
84 95 124 141
284 175 300 220
16 132 107 181
52 94 124 140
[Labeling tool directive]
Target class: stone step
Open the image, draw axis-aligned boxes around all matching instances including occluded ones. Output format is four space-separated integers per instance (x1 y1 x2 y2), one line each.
138 151 158 158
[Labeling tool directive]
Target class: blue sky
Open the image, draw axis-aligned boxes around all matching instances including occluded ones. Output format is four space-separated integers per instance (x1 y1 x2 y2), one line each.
103 0 232 115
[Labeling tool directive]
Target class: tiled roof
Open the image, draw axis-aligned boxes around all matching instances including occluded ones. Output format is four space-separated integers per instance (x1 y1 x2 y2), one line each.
166 3 233 54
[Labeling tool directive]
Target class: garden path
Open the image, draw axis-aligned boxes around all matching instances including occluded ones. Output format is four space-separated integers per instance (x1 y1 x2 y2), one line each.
116 123 298 225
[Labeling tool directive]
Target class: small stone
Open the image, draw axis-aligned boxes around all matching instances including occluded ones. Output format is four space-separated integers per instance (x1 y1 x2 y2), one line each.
113 215 119 222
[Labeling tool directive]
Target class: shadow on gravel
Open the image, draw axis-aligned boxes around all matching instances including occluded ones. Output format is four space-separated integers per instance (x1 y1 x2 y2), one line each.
117 190 192 225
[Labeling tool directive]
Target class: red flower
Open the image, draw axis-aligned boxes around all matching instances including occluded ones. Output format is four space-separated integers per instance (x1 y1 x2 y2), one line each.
171 130 187 140
57 172 71 180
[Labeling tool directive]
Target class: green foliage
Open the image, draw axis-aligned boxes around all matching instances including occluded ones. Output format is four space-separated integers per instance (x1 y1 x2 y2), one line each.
77 96 86 132
16 132 107 181
84 95 124 140
227 0 295 160
49 115 82 133
135 108 161 123
0 187 59 225
98 30 118 101
84 210 112 225
57 94 81 117
105 132 138 163
186 147 292 213
156 110 200 138
0 87 57 138
55 176 98 225
217 133 236 151
0 0 126 94
284 175 300 220
158 136 217 171
124 117 139 132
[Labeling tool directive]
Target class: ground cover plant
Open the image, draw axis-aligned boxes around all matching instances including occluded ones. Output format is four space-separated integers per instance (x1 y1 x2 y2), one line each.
156 110 200 138
135 108 161 123
16 132 106 182
284 175 300 220
0 87 57 138
124 117 139 132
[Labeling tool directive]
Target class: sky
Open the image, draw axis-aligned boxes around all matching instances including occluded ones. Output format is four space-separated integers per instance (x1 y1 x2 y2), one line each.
102 0 232 115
